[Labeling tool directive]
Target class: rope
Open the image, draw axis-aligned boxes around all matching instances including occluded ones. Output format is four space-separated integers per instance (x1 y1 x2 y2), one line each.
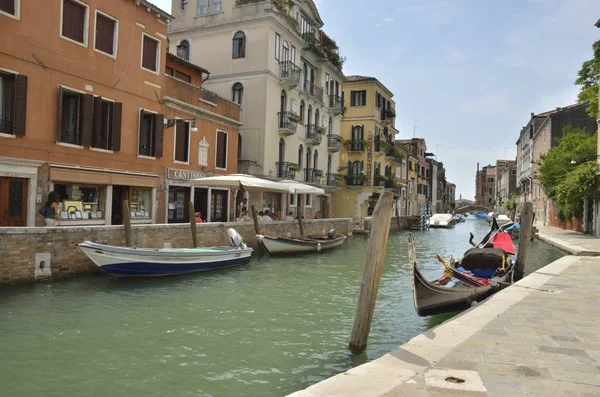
498 281 555 293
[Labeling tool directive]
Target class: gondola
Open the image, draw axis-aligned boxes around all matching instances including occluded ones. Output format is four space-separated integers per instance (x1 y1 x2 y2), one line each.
409 219 516 317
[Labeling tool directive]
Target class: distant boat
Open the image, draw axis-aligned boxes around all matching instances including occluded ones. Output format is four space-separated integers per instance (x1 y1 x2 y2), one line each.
427 213 455 228
78 229 253 277
474 212 487 219
409 219 516 316
256 230 346 254
493 214 512 226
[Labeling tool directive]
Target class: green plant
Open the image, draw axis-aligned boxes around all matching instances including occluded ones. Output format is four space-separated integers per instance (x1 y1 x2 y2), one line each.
316 126 326 135
503 194 517 211
288 113 300 122
313 169 323 177
289 163 301 172
575 39 599 118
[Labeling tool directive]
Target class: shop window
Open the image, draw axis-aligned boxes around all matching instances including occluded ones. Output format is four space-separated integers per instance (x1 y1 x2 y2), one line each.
168 186 189 223
94 11 117 56
138 110 164 157
57 87 93 146
129 188 151 218
61 0 88 45
215 130 227 169
53 183 105 220
0 71 27 136
141 33 160 73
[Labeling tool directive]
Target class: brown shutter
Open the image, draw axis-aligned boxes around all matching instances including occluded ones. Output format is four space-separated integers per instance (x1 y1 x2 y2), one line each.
95 14 115 54
63 0 85 43
14 75 28 136
112 102 122 152
142 36 158 71
0 0 16 15
92 96 102 147
57 86 64 142
175 123 184 161
81 94 94 147
154 113 164 157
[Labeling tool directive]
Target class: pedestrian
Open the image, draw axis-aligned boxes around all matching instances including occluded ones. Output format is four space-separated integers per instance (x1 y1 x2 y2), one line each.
314 211 322 219
284 211 294 221
262 209 273 222
194 212 203 223
40 191 60 226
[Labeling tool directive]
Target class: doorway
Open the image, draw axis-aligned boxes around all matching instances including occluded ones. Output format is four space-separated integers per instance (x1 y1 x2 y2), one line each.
111 186 126 225
194 188 208 222
0 177 28 226
169 186 191 223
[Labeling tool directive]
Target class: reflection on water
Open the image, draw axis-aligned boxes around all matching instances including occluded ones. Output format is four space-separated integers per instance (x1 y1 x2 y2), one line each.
0 218 566 397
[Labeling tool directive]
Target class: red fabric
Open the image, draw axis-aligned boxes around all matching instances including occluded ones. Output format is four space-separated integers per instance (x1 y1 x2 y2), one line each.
492 233 515 255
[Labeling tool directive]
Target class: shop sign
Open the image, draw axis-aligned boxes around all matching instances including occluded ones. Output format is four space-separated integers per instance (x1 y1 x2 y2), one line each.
167 168 214 181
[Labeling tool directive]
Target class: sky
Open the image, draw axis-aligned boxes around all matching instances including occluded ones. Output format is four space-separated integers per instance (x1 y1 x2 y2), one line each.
154 0 600 200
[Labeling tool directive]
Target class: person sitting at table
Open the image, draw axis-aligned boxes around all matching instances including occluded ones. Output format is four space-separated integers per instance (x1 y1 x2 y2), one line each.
194 212 203 223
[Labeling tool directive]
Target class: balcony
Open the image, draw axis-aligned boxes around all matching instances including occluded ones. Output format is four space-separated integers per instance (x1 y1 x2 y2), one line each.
302 79 324 102
346 140 366 152
302 32 318 47
278 111 298 136
327 134 342 152
279 61 301 88
346 175 365 186
304 124 323 145
326 173 341 187
304 168 323 184
373 175 383 187
328 95 343 115
276 161 299 179
200 88 218 104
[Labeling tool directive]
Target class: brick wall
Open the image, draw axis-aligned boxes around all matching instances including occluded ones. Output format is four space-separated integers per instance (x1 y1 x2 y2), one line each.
0 219 352 285
547 201 583 232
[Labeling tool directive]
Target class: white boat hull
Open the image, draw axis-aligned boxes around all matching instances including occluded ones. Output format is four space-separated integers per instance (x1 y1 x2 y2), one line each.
256 234 346 254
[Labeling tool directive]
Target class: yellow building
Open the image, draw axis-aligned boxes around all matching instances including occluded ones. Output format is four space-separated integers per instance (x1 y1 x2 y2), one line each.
333 76 402 220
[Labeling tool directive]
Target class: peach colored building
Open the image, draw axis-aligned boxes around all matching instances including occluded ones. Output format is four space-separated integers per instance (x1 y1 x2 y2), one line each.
0 0 241 227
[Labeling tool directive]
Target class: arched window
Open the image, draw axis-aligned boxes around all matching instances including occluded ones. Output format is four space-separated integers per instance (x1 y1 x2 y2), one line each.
282 40 289 62
307 105 312 125
298 145 303 169
232 31 246 59
280 90 287 113
232 82 243 106
279 138 285 165
352 125 363 140
299 100 305 124
306 147 311 170
315 108 320 126
313 150 318 170
328 117 332 135
177 40 190 61
327 154 332 174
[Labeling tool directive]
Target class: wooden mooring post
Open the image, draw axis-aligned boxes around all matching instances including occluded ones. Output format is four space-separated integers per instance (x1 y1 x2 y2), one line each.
251 205 263 256
122 200 132 247
189 201 198 248
514 202 533 282
349 191 394 353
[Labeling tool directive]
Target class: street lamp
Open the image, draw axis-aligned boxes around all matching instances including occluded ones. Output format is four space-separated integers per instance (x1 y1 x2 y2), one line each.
570 154 600 164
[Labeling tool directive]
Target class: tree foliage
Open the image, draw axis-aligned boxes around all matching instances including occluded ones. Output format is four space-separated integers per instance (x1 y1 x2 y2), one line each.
537 126 598 217
575 40 600 118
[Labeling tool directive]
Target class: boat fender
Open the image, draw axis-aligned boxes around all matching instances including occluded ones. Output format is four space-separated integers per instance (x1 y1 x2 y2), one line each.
317 242 321 252
227 228 245 249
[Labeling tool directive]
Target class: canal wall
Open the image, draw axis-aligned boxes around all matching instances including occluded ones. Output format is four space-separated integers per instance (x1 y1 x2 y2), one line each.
0 218 353 285
363 216 411 231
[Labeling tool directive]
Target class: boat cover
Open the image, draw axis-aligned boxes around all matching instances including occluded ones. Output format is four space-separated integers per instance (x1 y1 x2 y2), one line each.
492 233 515 255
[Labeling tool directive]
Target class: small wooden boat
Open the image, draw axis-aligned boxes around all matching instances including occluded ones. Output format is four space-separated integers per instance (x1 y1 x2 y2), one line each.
78 229 253 277
428 214 455 228
409 220 516 316
256 230 346 254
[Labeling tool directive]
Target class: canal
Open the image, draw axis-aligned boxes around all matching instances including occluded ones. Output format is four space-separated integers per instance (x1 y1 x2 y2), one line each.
0 218 566 397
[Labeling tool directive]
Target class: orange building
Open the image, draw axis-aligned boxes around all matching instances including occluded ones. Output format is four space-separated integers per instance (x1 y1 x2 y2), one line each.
0 0 241 226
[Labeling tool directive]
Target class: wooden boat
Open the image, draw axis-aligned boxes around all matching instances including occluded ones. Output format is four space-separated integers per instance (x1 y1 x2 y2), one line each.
428 214 455 228
78 229 253 277
256 230 346 254
409 220 516 316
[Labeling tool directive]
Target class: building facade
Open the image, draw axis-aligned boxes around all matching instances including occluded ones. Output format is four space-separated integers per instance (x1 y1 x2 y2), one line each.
446 182 456 212
333 76 401 220
168 0 345 218
398 138 429 214
474 162 486 207
495 160 516 213
0 0 240 227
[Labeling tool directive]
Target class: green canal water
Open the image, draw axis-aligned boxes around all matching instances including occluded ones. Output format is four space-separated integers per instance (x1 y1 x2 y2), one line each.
0 219 566 397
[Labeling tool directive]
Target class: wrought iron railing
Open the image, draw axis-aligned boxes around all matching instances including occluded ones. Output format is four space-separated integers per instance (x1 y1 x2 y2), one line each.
346 175 365 186
276 161 298 179
279 61 301 85
278 111 298 131
326 173 341 187
328 95 342 112
200 88 218 104
327 134 342 151
346 140 365 152
304 168 323 183
305 124 322 144
303 79 323 102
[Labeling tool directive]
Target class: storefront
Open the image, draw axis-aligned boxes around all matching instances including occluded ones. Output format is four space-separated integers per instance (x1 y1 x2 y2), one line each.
49 165 158 226
166 167 230 223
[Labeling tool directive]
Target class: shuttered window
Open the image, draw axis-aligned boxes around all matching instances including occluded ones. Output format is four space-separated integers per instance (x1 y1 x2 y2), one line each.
57 87 93 145
138 110 164 157
350 90 366 106
95 12 117 56
174 121 190 162
142 34 159 72
174 71 191 83
62 0 87 44
215 130 227 169
0 0 15 15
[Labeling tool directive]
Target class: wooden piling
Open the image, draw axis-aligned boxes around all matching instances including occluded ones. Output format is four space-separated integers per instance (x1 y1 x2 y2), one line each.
189 201 198 248
251 205 263 256
122 200 132 247
514 202 533 282
349 191 394 353
297 209 305 237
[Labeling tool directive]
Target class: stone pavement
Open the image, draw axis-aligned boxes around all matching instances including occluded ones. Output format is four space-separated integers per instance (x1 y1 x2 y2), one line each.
288 255 600 397
536 226 600 256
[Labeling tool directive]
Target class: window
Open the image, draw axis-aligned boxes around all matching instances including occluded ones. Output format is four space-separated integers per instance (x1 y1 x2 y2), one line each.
489 188 493 194
92 97 122 151
275 33 281 60
174 70 191 83
130 188 152 218
61 0 88 45
197 0 221 15
174 121 190 163
290 45 296 64
0 0 18 18
232 31 245 58
141 33 160 73
289 193 296 206
282 40 289 62
210 0 221 13
94 11 118 56
53 184 105 221
325 73 329 95
178 39 190 61
350 90 366 106
165 66 174 76
305 193 311 207
232 82 243 105
215 130 228 169
376 92 381 108
180 0 187 11
0 71 27 136
298 145 303 169
57 87 87 145
138 109 164 157
299 100 305 124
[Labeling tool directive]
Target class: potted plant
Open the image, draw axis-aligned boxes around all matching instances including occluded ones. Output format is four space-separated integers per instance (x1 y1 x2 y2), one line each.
288 112 300 122
289 163 301 172
316 126 326 135
313 169 323 177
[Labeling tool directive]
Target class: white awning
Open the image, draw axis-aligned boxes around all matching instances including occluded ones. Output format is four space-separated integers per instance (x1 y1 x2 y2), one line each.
190 174 290 193
276 180 326 195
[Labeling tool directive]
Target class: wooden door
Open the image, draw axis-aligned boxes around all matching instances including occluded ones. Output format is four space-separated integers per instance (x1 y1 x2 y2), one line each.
0 178 28 227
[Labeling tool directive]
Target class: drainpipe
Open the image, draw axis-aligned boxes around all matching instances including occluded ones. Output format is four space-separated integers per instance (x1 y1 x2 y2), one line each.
202 71 210 83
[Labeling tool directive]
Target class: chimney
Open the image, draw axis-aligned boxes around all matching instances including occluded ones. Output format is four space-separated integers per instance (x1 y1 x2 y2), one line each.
477 162 479 173
530 112 534 117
